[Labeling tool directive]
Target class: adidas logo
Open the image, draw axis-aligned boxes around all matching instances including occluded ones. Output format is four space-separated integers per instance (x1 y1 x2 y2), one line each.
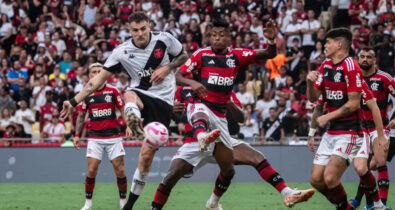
208 60 215 64
360 150 365 155
186 93 192 97
336 148 342 152
324 72 328 77
90 98 95 103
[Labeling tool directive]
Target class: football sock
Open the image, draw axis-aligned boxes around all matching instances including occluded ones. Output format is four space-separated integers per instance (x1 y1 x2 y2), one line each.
125 102 141 119
212 173 232 199
325 184 351 210
354 182 364 203
377 165 389 205
360 171 381 206
193 120 207 140
123 169 148 210
151 183 171 210
117 177 127 200
85 176 95 200
256 160 288 194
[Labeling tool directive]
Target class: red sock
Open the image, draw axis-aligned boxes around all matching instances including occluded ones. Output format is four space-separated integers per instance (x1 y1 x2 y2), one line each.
256 160 288 193
213 174 232 197
360 171 380 202
152 183 171 209
85 177 95 199
325 184 350 210
192 121 207 140
377 165 389 205
117 177 127 199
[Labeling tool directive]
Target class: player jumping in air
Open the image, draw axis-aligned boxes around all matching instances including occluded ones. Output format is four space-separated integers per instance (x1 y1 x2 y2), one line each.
306 28 365 210
149 86 314 210
73 63 130 210
60 12 188 210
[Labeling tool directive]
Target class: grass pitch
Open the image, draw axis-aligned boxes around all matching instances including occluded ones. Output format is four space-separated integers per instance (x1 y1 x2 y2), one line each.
0 182 394 210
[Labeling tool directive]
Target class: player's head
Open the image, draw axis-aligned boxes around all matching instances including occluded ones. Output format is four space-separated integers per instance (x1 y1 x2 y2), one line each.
129 12 150 48
88 63 103 79
324 28 352 59
210 19 231 52
358 47 376 71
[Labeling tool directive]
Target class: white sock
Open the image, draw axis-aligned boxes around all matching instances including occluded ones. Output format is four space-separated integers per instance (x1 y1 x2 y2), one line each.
84 199 92 207
374 200 384 207
125 102 141 119
120 198 126 208
280 187 294 197
130 169 148 195
208 193 220 206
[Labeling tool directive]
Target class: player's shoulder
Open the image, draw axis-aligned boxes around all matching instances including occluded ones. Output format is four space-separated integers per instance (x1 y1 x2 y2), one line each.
342 56 358 71
152 31 175 41
112 39 132 52
192 47 211 56
376 69 393 81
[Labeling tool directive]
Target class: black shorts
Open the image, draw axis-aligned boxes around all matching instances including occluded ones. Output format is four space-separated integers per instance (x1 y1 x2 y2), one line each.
388 137 395 162
134 90 173 127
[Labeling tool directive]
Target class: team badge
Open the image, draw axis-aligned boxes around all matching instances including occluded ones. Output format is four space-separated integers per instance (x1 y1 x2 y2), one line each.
105 95 112 103
154 48 164 59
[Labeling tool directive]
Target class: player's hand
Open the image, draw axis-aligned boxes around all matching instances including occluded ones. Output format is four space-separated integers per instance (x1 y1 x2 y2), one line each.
190 80 207 98
307 136 315 152
307 71 319 83
150 66 170 83
60 100 73 119
388 119 395 129
125 127 133 140
377 136 389 151
173 100 186 113
73 137 80 150
317 115 328 127
263 19 278 40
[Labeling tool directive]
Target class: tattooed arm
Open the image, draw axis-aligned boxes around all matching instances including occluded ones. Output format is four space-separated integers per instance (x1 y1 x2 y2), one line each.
150 51 189 83
73 110 87 150
168 51 189 72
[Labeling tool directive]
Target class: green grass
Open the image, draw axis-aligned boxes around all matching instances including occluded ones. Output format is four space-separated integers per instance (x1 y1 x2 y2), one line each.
0 182 394 210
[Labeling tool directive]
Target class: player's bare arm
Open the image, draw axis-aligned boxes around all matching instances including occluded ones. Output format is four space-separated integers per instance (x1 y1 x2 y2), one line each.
60 70 112 118
120 107 133 138
175 70 207 97
307 102 324 152
254 19 277 62
73 110 87 150
150 51 189 83
317 92 361 127
306 71 321 102
366 98 390 151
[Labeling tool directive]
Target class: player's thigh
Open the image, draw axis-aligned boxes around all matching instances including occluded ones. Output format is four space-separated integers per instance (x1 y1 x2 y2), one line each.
123 90 144 109
324 155 348 187
214 143 235 175
163 159 194 188
111 155 125 176
233 143 265 166
106 140 125 162
310 164 326 185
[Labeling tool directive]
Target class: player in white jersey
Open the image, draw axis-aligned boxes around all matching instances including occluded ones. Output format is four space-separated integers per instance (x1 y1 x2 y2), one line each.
60 12 188 210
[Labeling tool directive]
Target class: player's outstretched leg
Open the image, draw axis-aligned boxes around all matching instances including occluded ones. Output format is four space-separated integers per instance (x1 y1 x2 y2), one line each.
232 143 314 207
81 158 100 210
206 142 235 210
151 159 194 210
124 91 145 140
111 156 127 209
123 144 156 210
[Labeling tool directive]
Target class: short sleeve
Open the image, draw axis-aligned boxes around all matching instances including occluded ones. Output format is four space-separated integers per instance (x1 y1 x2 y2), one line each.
344 58 363 93
386 76 395 97
104 48 122 74
163 32 183 57
313 64 324 91
113 88 124 108
236 49 257 67
179 50 201 74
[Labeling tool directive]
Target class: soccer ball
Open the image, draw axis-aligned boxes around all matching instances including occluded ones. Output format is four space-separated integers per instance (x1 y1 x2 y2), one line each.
144 122 169 148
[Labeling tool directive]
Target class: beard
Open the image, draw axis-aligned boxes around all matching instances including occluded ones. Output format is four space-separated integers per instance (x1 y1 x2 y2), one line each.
360 63 372 71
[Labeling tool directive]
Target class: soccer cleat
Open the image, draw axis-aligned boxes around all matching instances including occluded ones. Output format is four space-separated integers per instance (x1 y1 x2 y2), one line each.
363 204 375 210
206 200 223 210
120 199 126 209
349 199 361 209
126 112 145 140
384 205 392 210
283 188 315 207
198 129 221 152
80 202 92 210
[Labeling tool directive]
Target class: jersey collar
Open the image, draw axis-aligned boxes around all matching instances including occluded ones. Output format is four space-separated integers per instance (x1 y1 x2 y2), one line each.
363 69 378 79
95 84 106 92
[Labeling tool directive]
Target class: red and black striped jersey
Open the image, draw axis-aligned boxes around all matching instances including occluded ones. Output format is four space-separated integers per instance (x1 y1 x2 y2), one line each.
314 57 363 135
179 47 256 117
80 85 124 139
361 70 395 132
175 86 242 144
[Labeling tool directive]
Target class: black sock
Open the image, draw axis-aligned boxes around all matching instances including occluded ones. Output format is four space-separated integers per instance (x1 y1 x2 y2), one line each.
150 201 163 210
354 182 364 203
122 193 139 210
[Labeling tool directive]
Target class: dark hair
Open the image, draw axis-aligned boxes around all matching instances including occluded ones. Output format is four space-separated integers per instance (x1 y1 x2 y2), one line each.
213 19 229 29
269 107 276 111
326 27 352 51
360 47 375 55
128 11 149 23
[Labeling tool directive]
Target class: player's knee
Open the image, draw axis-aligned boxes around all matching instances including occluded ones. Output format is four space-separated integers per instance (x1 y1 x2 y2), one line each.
221 167 235 180
114 164 125 177
139 152 154 169
310 175 323 188
323 172 340 188
374 156 387 167
162 170 180 188
87 167 98 177
354 162 368 176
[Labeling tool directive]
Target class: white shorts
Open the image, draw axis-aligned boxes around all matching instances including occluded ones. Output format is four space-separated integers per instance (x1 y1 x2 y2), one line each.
355 132 370 159
86 138 125 161
186 103 233 149
367 129 390 153
172 138 246 177
314 132 364 165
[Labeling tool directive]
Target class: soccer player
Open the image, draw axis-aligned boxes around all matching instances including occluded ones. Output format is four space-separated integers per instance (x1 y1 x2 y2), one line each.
306 28 365 210
72 63 129 210
308 81 387 210
150 86 315 210
348 48 394 209
173 19 282 210
60 12 188 210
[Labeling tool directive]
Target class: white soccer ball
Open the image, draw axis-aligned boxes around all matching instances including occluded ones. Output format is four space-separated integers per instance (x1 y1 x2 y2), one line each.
144 122 169 148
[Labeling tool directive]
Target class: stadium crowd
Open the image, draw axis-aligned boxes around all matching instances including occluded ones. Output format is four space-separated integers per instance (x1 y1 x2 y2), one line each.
0 0 394 145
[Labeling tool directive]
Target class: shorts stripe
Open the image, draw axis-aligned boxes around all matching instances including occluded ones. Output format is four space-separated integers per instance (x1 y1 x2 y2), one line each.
346 135 356 154
365 133 370 154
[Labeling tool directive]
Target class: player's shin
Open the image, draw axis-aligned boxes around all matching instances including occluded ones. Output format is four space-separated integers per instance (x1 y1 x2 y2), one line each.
255 159 291 196
151 183 172 210
123 169 148 210
208 172 233 207
360 171 383 207
325 184 353 210
377 165 390 205
117 177 127 207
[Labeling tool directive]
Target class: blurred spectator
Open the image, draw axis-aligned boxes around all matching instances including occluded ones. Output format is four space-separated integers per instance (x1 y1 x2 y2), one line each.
80 0 97 28
377 34 394 75
32 77 52 113
240 104 259 142
49 64 66 86
236 83 254 106
256 89 277 121
116 72 131 94
266 44 288 81
300 10 321 59
42 110 65 143
0 108 15 136
59 51 73 75
14 99 34 138
360 1 379 25
52 32 66 56
274 66 288 89
118 0 135 23
286 38 304 82
7 60 28 92
276 76 296 100
261 107 284 142
179 4 199 26
348 0 364 30
0 14 13 53
169 0 183 21
309 41 324 70
296 1 308 23
332 0 352 27
284 12 301 48
14 123 27 138
0 86 15 113
40 90 58 130
250 16 264 40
